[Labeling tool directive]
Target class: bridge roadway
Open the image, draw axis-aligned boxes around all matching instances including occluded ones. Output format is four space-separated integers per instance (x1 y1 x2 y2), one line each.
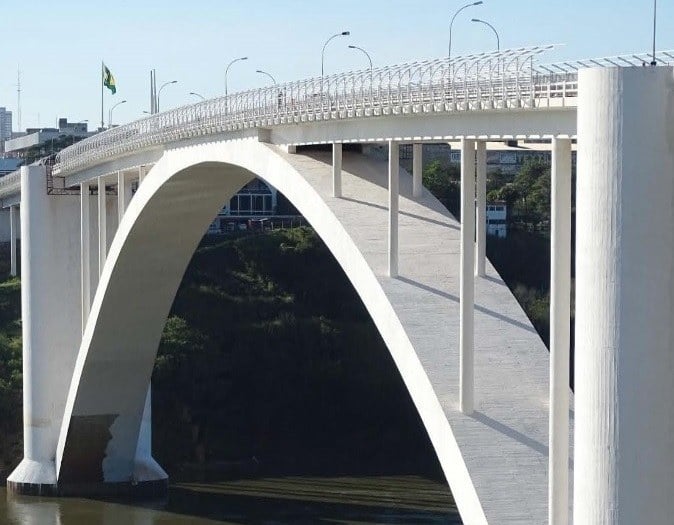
281 148 573 523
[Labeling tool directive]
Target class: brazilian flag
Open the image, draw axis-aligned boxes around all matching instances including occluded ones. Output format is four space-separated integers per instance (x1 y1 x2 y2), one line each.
103 64 116 94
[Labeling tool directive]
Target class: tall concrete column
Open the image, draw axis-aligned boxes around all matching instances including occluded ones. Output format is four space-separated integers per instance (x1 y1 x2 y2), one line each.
460 138 476 414
575 66 674 524
9 205 18 277
413 143 423 198
81 182 91 334
7 165 81 495
117 171 128 224
475 141 487 277
549 136 572 525
388 140 399 277
333 143 342 198
98 176 106 277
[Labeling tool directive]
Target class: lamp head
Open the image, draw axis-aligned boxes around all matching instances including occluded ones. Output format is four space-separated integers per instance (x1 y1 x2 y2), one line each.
471 18 481 22
473 1 483 5
348 45 356 49
170 80 178 84
241 56 248 61
341 31 350 36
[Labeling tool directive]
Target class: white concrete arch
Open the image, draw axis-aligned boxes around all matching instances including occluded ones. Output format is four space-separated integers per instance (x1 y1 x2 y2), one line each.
54 139 488 522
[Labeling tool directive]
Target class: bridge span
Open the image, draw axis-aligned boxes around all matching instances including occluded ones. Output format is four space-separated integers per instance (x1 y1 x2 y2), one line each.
0 48 673 524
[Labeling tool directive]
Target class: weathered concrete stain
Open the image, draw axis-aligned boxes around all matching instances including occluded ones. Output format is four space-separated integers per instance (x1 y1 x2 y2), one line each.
58 414 118 483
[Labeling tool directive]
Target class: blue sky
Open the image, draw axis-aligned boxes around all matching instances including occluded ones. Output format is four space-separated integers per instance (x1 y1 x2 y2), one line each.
1 0 671 130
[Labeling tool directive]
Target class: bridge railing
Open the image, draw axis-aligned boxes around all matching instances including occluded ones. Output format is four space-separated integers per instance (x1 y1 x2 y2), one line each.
55 45 577 176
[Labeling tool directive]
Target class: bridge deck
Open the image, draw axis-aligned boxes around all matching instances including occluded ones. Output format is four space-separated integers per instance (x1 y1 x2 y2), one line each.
279 149 573 523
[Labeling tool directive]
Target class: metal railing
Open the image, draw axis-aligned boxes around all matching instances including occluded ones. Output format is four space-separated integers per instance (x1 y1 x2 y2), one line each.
54 46 567 176
47 47 671 177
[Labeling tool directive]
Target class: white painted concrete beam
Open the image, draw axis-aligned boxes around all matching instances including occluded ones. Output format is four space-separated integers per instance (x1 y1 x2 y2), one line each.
333 143 342 198
460 138 476 414
388 140 399 278
575 66 674 525
413 143 423 198
549 136 571 525
475 141 486 277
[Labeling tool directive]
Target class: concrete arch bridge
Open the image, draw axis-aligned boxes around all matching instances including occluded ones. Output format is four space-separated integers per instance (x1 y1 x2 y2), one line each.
1 46 673 524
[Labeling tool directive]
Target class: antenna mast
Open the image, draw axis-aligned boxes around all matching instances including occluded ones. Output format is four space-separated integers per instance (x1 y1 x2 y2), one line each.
16 68 21 132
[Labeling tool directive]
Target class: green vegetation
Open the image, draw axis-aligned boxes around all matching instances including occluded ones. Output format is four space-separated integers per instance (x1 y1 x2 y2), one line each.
153 228 439 477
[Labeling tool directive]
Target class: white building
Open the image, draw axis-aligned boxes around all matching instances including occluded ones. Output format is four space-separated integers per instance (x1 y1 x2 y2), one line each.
208 178 279 233
0 107 12 154
486 202 507 238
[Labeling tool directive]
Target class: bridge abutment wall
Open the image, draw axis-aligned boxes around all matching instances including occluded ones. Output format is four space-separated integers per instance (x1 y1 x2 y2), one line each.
575 66 674 523
7 166 82 495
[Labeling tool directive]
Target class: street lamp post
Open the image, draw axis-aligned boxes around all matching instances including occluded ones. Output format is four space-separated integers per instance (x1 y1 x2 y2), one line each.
189 92 206 101
449 1 483 60
256 70 277 85
225 57 248 96
322 31 350 77
471 18 500 52
348 45 373 71
108 100 127 128
157 80 178 112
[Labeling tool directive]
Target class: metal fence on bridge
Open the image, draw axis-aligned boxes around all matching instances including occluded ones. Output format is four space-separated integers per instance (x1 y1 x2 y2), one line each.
51 47 673 176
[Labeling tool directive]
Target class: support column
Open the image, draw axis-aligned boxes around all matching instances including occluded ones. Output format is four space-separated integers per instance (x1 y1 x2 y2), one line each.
575 66 674 524
98 176 106 277
549 136 571 525
460 138 476 414
80 182 90 334
117 171 127 225
7 165 82 495
388 140 399 277
9 205 18 277
475 141 486 277
133 384 167 483
333 143 342 198
413 143 423 197
138 165 145 185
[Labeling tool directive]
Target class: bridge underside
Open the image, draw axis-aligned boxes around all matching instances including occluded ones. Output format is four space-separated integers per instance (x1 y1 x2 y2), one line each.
42 141 571 523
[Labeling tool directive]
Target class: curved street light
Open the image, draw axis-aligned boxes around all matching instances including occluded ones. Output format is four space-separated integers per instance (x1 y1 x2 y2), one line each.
225 57 248 96
157 80 178 112
256 69 277 85
449 1 483 60
108 100 127 128
189 91 206 101
322 31 350 77
348 45 373 71
472 18 500 52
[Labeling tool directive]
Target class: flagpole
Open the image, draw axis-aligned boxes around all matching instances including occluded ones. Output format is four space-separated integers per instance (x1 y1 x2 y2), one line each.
101 61 104 130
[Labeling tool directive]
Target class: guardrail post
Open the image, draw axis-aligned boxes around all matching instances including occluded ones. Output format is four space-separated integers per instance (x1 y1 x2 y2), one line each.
460 138 476 414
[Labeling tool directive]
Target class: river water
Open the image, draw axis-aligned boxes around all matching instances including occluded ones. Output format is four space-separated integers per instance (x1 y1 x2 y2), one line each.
1 475 461 524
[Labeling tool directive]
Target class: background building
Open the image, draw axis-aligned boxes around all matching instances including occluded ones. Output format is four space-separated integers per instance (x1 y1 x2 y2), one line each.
0 108 13 154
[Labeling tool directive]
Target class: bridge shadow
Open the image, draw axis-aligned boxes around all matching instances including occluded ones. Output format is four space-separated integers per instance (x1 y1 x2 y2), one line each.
340 196 460 231
396 276 538 335
471 411 548 457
